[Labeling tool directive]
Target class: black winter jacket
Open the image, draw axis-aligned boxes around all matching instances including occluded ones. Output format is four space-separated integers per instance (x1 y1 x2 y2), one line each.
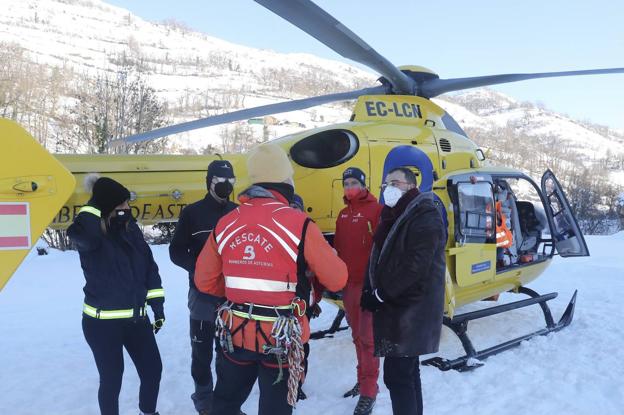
68 207 164 314
366 192 447 357
169 193 237 318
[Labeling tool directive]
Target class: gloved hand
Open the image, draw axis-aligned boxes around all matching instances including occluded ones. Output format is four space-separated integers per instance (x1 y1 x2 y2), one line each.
309 303 322 319
152 306 165 334
360 289 384 312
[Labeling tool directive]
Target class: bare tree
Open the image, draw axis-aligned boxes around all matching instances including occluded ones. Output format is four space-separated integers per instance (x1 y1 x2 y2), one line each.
220 123 258 153
67 63 168 154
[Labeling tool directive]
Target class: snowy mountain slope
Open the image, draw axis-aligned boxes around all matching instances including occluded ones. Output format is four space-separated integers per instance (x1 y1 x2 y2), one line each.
0 0 373 86
0 0 371 146
442 89 624 159
1 234 622 414
1 0 623 166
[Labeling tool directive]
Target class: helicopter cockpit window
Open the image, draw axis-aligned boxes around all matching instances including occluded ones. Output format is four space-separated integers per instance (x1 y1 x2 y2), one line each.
290 130 359 169
457 182 495 243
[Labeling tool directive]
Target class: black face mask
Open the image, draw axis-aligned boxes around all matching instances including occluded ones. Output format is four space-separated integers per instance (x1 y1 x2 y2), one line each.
109 208 132 230
214 181 233 199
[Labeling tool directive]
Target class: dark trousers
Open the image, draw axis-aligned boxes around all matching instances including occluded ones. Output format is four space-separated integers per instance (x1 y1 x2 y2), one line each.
190 317 217 412
82 316 162 415
383 356 423 415
212 349 292 415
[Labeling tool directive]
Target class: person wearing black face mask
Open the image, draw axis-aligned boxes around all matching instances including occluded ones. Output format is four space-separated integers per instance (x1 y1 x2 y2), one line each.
108 207 133 231
67 175 165 415
168 159 242 415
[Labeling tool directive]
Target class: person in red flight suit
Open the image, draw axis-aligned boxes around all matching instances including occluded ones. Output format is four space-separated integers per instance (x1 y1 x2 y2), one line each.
333 167 383 415
194 143 348 415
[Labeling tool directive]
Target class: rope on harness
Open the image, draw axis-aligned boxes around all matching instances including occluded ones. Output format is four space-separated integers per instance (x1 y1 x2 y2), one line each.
216 299 305 408
262 301 306 407
216 301 235 353
286 318 305 407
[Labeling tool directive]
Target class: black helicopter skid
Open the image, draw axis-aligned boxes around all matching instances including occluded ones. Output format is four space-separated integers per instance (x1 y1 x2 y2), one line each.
422 287 578 372
310 308 349 340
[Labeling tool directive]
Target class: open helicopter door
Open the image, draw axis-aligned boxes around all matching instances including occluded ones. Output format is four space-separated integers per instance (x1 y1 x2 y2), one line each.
0 119 75 291
541 169 589 257
448 173 497 287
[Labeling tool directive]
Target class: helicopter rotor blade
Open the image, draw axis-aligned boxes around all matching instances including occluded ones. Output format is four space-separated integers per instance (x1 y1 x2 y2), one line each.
119 86 385 144
254 0 416 95
420 67 624 98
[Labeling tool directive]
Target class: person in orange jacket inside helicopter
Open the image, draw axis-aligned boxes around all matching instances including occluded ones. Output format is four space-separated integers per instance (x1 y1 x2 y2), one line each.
334 167 383 415
194 143 347 415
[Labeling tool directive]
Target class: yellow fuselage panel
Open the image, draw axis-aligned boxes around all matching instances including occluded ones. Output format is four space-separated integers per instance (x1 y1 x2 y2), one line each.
52 120 481 232
54 154 247 228
0 119 75 290
450 260 552 309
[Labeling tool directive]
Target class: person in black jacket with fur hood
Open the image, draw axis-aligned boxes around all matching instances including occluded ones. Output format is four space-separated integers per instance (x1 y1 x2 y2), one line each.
68 174 165 415
361 167 447 415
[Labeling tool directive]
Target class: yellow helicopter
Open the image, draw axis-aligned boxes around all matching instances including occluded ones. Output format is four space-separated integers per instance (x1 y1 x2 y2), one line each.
2 0 624 371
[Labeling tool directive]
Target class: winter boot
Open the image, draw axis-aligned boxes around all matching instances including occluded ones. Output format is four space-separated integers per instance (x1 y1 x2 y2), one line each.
353 396 375 415
297 385 308 401
343 382 360 398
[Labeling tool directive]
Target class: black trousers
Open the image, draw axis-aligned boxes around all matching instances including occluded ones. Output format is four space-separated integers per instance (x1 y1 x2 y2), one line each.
383 356 423 415
212 349 293 415
82 316 162 415
190 317 217 412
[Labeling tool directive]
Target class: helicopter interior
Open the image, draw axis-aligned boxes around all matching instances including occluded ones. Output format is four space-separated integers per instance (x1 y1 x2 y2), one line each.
453 176 551 272
494 178 552 269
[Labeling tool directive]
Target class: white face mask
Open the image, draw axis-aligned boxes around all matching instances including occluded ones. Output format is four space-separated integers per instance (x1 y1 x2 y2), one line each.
383 185 404 208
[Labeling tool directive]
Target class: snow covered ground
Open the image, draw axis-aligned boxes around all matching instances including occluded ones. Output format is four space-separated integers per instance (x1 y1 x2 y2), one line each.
1 233 623 414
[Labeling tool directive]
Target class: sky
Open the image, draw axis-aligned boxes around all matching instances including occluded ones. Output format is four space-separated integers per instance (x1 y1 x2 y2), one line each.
105 0 624 130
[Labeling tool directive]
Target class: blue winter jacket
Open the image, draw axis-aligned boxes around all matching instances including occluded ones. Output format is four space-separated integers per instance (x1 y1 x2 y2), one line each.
67 207 164 315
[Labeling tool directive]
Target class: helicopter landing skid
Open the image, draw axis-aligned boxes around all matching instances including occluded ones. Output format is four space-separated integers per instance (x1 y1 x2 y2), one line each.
310 309 349 340
422 287 578 372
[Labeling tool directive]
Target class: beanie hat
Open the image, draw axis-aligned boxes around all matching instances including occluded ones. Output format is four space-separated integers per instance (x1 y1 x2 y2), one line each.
86 176 131 217
342 167 366 187
247 143 294 184
207 159 235 183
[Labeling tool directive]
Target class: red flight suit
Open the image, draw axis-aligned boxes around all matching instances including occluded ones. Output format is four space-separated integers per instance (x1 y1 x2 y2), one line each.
334 189 382 398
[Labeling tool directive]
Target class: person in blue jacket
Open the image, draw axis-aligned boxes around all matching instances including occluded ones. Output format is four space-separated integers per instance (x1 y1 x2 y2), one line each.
68 175 165 415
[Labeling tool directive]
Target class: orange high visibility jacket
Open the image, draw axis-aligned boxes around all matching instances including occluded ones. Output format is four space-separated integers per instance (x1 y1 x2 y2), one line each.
194 188 348 348
495 201 513 248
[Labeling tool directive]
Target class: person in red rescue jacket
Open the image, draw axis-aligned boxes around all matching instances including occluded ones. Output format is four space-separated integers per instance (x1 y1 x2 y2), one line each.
194 143 348 415
334 167 383 415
